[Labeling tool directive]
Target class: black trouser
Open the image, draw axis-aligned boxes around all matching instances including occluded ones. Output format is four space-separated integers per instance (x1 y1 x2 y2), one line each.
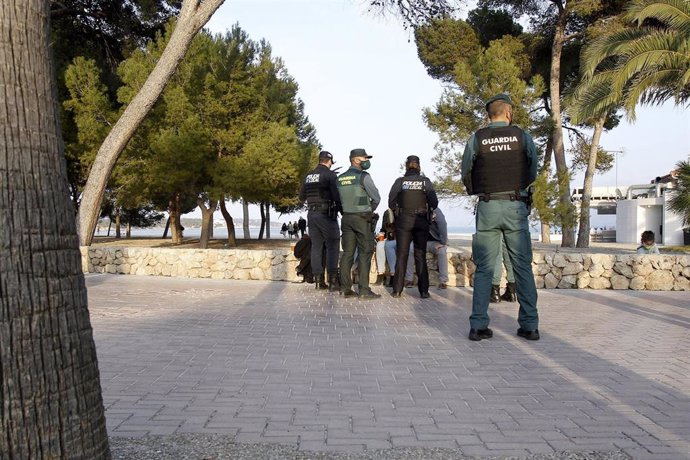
393 213 429 295
307 210 340 276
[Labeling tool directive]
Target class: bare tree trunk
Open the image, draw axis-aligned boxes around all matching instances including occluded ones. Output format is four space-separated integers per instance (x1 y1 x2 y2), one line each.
169 195 184 245
197 197 218 249
265 201 271 239
540 134 553 244
219 199 237 247
258 202 266 240
576 115 607 248
107 218 112 236
162 216 170 238
242 198 250 239
126 221 132 238
115 209 121 239
0 1 110 457
550 11 576 247
76 0 227 246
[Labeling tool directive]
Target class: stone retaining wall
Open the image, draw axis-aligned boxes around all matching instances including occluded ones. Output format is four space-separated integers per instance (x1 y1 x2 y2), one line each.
81 247 690 291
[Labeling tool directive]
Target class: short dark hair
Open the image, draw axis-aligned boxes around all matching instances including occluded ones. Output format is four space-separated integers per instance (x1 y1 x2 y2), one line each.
641 230 655 243
487 100 511 119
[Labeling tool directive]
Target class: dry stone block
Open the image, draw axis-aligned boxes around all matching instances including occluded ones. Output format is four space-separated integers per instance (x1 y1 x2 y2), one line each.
589 277 611 289
591 254 615 270
645 270 674 291
583 256 592 271
674 277 690 291
610 275 630 290
565 253 583 263
589 263 605 278
630 276 646 290
613 261 633 278
535 275 545 288
552 253 567 268
557 275 576 289
562 262 584 276
536 263 551 275
544 273 559 289
250 267 264 280
576 272 590 289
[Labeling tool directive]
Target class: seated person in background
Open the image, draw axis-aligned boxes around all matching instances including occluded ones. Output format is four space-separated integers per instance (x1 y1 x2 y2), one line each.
294 234 314 283
427 208 449 289
637 230 660 254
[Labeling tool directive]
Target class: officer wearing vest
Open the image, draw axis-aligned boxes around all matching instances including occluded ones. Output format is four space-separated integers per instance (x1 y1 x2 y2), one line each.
336 148 381 299
388 155 438 299
461 93 539 341
299 150 341 291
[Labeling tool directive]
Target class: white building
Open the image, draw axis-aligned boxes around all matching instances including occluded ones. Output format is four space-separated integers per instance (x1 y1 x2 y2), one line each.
571 175 685 245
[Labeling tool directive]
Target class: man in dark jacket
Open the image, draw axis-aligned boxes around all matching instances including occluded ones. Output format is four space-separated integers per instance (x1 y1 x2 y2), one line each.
299 151 341 291
388 155 438 298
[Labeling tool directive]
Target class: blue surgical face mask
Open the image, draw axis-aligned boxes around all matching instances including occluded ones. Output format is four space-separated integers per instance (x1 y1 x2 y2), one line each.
360 160 371 170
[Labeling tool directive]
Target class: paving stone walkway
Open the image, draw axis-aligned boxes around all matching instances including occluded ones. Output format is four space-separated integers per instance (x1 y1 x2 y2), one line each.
87 275 690 459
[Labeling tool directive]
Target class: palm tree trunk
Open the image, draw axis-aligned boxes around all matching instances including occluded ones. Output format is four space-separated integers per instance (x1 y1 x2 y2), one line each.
576 115 607 248
0 1 110 457
550 11 576 247
76 0 227 246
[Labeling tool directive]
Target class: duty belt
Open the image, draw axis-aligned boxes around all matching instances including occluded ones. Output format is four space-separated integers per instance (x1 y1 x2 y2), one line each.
400 207 427 215
308 203 329 212
478 193 527 202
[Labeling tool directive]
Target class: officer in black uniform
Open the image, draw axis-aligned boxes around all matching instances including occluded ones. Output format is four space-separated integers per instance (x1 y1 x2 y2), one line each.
388 155 438 298
299 150 341 291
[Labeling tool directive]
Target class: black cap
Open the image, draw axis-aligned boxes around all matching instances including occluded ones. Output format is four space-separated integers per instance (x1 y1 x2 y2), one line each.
406 155 421 169
485 93 513 111
319 150 334 163
350 148 372 159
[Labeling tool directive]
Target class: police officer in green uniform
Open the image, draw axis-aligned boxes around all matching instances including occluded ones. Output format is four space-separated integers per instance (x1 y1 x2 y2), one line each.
299 151 341 291
337 148 381 299
461 94 540 341
388 155 438 298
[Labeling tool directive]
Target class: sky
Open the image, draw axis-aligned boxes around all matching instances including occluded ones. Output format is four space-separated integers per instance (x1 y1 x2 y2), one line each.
199 0 690 228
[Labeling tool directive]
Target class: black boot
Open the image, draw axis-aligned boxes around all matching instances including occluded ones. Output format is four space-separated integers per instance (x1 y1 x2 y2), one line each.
328 271 340 292
501 282 517 302
386 274 395 288
490 285 501 303
374 274 385 285
315 274 328 290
